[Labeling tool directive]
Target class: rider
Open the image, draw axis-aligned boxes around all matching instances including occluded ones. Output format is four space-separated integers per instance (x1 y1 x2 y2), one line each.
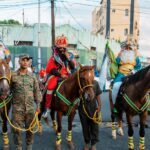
42 35 76 118
112 40 142 111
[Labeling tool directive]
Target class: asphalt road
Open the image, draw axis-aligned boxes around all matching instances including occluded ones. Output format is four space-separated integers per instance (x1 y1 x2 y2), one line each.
0 92 150 150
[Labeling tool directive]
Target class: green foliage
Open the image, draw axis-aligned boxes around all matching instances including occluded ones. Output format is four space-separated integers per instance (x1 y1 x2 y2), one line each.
0 19 21 25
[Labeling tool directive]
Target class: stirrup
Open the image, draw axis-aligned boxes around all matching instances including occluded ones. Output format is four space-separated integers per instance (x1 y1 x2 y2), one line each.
42 109 49 118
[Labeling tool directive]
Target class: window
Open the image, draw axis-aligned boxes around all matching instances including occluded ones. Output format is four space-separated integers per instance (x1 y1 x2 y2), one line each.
67 44 77 49
90 46 96 51
125 9 129 16
14 41 33 46
112 9 116 13
111 28 114 32
124 28 128 35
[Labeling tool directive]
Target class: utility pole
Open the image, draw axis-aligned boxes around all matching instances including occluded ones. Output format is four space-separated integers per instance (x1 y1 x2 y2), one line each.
51 0 55 46
22 9 24 26
38 0 41 71
130 0 134 35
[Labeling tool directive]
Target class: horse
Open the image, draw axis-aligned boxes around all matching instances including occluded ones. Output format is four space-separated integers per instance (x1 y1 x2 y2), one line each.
111 65 150 150
0 59 11 149
39 65 95 150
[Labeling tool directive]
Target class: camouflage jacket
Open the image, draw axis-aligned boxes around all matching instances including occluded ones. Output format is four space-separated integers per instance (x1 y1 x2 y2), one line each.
11 69 42 112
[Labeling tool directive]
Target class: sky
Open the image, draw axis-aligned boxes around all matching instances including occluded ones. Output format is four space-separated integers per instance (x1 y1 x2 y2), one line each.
0 0 150 57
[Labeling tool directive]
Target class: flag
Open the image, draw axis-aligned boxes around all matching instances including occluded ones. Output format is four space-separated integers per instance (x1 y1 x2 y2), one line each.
99 42 118 91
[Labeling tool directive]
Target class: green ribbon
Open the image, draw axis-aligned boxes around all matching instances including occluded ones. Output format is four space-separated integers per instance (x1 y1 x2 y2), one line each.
55 81 80 116
123 93 150 114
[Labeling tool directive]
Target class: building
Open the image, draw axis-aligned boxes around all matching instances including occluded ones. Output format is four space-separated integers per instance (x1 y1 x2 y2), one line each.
92 0 139 46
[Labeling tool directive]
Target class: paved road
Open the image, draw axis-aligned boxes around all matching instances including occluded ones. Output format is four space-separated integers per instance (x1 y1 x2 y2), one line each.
1 116 150 150
1 92 150 150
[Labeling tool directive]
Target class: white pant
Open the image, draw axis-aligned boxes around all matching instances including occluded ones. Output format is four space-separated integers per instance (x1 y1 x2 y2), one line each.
112 82 122 103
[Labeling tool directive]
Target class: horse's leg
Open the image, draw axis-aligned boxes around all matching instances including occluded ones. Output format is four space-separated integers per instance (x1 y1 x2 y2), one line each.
117 111 124 136
50 109 57 133
109 89 117 139
1 108 10 148
66 111 76 150
55 111 63 150
139 111 147 150
126 113 134 150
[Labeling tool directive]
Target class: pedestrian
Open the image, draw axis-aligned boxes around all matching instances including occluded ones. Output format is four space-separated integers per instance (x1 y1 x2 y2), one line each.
11 54 42 150
78 80 102 150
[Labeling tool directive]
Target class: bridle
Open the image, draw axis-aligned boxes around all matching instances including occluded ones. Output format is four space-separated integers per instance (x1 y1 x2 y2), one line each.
0 76 11 84
77 69 93 93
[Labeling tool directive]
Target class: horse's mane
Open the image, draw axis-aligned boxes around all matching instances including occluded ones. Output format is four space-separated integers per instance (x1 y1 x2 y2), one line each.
125 65 150 84
80 66 94 72
67 65 94 80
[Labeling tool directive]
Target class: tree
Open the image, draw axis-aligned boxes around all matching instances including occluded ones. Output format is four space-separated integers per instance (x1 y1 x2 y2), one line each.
0 19 21 25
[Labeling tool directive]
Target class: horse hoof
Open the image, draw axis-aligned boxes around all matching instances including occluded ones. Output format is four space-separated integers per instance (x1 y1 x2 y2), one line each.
55 144 61 150
68 141 75 150
117 127 124 136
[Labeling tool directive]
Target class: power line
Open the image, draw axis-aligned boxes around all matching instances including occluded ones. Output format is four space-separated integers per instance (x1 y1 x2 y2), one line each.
0 0 49 8
61 2 86 30
57 0 150 15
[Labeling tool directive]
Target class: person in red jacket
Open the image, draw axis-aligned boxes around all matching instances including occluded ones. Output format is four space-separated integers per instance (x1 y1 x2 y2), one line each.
42 35 76 118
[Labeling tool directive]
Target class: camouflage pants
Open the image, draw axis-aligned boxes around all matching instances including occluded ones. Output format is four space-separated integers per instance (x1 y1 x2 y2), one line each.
12 110 35 147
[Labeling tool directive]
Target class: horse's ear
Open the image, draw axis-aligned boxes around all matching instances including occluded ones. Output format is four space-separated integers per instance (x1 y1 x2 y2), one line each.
78 62 83 68
91 65 95 70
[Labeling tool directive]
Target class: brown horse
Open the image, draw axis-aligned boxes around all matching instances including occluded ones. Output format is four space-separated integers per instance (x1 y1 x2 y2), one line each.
111 65 150 150
0 59 11 149
39 65 95 150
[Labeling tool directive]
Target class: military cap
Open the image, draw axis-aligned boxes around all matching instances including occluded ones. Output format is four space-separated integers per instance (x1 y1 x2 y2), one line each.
19 54 31 60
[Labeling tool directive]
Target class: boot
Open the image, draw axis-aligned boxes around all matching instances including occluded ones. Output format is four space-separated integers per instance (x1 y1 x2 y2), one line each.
42 108 49 118
26 144 32 150
45 92 53 108
91 144 96 150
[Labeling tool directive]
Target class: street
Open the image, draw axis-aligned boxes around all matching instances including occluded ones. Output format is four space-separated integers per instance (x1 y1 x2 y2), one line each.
1 115 150 150
0 92 150 150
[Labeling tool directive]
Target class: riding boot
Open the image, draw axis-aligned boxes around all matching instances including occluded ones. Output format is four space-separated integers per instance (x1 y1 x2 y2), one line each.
26 144 32 150
42 92 53 118
45 90 53 109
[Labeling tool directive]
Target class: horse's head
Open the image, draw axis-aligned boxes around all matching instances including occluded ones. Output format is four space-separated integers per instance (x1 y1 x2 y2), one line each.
78 65 95 101
0 60 11 100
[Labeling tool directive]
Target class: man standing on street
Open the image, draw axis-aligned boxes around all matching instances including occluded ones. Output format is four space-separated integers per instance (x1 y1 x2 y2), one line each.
78 80 102 150
11 54 42 150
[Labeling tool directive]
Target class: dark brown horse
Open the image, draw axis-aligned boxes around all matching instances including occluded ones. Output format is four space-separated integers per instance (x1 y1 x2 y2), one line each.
0 59 11 149
111 65 150 150
39 65 95 150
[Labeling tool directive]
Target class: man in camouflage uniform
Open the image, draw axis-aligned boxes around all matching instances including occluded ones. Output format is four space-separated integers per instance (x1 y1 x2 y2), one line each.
11 54 42 150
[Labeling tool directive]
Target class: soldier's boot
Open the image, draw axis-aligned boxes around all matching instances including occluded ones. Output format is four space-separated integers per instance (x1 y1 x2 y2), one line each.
15 145 22 150
26 145 32 150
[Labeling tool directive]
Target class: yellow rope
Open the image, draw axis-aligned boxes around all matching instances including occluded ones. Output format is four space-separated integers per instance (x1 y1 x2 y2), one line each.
3 99 40 133
82 103 102 125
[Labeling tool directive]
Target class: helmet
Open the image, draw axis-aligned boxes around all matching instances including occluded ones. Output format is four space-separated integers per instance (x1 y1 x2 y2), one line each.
55 35 68 48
